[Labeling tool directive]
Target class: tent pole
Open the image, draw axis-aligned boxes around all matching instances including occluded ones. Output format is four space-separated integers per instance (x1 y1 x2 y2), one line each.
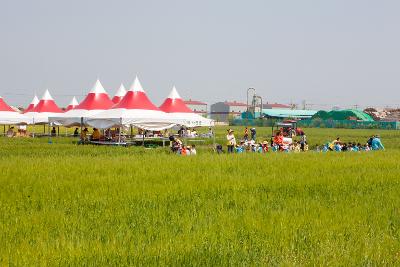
142 129 145 146
118 117 122 144
57 126 59 136
43 124 46 134
32 117 35 138
80 117 83 143
213 126 216 152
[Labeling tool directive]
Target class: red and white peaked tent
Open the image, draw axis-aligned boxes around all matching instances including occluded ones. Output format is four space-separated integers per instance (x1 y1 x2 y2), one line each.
112 84 127 104
24 90 64 124
86 77 176 130
49 80 114 126
0 96 25 124
65 96 79 111
75 79 114 110
23 95 39 113
159 86 214 127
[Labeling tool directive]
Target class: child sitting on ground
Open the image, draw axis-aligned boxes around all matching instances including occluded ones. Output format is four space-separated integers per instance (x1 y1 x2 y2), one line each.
293 142 301 153
236 144 244 153
262 141 269 153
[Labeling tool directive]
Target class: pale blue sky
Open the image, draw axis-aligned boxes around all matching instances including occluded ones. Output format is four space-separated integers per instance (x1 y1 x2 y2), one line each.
1 0 399 109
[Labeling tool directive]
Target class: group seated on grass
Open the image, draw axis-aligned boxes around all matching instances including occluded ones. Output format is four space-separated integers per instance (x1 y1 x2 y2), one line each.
316 135 385 152
220 128 385 154
169 135 197 155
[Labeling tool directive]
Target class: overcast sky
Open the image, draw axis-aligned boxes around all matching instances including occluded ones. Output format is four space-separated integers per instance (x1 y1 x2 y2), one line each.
1 0 399 109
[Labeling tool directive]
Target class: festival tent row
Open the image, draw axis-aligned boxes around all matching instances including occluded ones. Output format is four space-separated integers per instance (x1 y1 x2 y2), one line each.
0 77 215 129
49 77 214 130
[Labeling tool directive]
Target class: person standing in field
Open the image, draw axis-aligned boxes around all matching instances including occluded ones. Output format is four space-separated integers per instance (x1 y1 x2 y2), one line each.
250 128 256 141
226 129 236 153
299 132 307 151
243 127 249 141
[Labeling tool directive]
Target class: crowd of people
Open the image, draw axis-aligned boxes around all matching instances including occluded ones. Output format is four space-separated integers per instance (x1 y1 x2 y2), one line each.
3 124 387 155
316 135 384 152
224 127 309 154
222 127 385 154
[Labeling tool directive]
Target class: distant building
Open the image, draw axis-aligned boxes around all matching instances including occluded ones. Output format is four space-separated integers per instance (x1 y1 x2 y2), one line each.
211 101 248 122
263 102 291 109
183 99 208 116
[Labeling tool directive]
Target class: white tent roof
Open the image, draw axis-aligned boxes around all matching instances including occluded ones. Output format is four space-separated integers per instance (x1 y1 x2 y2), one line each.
0 111 27 125
49 109 106 127
163 112 214 127
159 86 214 127
86 108 177 130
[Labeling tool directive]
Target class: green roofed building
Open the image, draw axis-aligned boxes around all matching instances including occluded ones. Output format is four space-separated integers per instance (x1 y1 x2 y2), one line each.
311 109 374 121
242 109 318 119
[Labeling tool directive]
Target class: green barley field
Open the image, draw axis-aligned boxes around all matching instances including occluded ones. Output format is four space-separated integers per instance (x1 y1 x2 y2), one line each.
1 127 400 265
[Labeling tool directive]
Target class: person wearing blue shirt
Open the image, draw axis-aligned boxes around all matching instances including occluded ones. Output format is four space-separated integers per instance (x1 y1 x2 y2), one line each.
371 135 385 150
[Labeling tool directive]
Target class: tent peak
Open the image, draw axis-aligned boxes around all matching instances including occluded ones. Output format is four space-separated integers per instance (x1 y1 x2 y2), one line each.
167 86 182 99
115 83 127 97
89 79 107 94
31 95 39 105
129 76 144 92
41 89 54 100
69 96 79 106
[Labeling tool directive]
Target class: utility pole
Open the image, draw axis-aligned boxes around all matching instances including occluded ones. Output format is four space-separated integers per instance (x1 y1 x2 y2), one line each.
247 88 256 121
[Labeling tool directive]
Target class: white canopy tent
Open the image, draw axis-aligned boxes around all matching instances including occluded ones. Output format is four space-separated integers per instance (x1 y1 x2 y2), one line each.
0 96 26 125
86 77 177 130
49 80 114 127
23 90 64 124
0 112 27 125
159 86 214 127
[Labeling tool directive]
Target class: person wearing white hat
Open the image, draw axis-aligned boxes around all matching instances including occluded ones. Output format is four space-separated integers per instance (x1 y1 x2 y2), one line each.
226 129 236 154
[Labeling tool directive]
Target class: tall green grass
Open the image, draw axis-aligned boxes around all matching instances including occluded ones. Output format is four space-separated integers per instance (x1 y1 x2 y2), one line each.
0 128 400 265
